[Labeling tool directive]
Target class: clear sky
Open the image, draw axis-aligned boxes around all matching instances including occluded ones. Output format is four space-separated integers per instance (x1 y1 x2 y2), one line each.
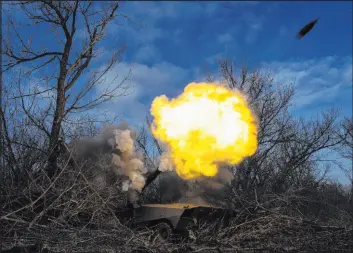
2 1 352 183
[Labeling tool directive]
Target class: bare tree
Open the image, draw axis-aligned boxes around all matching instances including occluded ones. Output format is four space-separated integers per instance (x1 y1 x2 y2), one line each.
215 59 340 197
1 1 130 178
333 117 353 181
333 117 353 214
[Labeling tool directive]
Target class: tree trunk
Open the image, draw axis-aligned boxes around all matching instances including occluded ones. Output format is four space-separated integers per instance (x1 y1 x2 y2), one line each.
47 37 72 178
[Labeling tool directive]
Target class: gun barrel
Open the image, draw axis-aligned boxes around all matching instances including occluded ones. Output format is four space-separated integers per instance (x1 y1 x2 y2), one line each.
142 168 161 193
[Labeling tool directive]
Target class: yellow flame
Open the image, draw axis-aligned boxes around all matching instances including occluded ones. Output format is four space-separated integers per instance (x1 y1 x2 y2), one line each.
150 82 258 180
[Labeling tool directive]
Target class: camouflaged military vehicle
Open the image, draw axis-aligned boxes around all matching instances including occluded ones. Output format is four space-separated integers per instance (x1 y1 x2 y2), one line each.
127 170 236 241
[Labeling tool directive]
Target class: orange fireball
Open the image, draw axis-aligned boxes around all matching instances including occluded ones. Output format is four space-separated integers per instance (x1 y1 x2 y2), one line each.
150 82 258 180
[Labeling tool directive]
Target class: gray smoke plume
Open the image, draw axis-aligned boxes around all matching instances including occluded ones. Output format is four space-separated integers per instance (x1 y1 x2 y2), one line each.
158 151 175 172
158 165 234 207
156 145 234 206
110 127 147 192
69 122 147 193
68 122 235 207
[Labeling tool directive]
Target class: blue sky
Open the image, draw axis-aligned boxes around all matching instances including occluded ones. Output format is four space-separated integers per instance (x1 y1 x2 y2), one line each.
2 1 352 183
106 1 352 122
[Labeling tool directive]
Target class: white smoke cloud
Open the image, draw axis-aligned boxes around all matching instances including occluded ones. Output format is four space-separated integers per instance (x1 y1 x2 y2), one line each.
70 123 148 194
158 152 174 172
110 128 147 192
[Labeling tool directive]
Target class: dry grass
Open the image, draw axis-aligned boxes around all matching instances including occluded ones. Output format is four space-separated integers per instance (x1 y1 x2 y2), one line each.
1 212 351 253
1 157 351 253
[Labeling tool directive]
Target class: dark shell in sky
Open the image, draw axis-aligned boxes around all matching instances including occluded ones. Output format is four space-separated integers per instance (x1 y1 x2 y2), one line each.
297 18 319 39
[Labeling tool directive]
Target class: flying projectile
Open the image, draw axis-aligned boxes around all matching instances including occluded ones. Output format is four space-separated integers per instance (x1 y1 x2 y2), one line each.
297 18 319 39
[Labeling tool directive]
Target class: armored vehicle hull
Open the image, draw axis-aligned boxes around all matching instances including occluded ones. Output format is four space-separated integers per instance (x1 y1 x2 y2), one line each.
131 203 236 241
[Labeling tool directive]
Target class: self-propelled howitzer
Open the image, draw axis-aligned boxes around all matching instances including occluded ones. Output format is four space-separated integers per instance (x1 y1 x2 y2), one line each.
127 169 236 242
